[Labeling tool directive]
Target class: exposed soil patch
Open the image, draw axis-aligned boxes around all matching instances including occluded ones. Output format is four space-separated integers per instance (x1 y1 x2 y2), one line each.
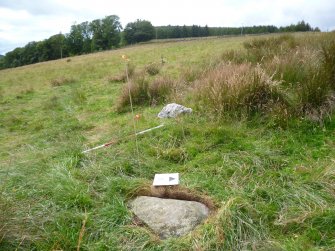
129 184 218 212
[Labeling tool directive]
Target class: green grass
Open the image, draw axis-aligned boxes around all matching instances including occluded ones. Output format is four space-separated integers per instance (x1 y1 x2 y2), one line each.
1 34 335 250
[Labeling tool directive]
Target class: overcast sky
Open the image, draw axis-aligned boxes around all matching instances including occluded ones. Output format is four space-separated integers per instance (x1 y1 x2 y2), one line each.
1 0 334 55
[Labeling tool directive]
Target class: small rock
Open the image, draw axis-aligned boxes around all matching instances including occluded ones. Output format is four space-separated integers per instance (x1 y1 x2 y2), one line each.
129 196 209 239
158 103 192 118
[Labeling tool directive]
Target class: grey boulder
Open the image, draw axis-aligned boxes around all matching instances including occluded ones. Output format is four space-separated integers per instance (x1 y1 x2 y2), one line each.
129 196 209 239
157 103 192 118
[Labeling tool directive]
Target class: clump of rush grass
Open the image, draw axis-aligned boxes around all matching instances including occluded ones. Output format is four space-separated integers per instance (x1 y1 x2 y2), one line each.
297 40 335 118
266 47 317 86
192 62 287 119
148 76 176 105
260 36 335 123
116 73 149 112
321 39 335 89
299 68 332 112
180 66 204 84
50 76 77 87
244 34 298 63
116 75 176 112
189 33 335 123
261 48 317 125
221 49 248 64
145 62 161 76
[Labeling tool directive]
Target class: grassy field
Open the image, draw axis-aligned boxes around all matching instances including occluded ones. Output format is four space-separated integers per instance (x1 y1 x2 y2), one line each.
1 33 335 250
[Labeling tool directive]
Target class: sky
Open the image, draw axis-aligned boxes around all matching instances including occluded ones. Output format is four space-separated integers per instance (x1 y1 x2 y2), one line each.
0 0 334 55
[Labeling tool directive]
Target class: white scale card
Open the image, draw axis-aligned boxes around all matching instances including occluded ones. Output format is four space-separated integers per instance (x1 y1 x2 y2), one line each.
153 173 179 186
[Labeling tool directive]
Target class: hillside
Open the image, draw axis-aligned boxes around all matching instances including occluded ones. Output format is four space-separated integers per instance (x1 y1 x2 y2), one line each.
1 33 335 250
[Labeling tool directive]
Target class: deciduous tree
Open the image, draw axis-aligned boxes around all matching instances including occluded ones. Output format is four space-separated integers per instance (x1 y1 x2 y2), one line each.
124 20 155 44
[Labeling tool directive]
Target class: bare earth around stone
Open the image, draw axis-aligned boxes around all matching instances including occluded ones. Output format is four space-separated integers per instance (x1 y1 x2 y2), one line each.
129 196 209 239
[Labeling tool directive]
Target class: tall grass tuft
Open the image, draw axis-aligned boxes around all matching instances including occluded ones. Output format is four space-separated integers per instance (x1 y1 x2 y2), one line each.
244 34 297 63
221 49 248 64
116 75 176 111
148 76 176 105
145 62 161 76
298 40 335 117
321 40 335 89
192 63 287 119
116 74 149 112
267 47 317 87
299 69 331 111
180 66 204 84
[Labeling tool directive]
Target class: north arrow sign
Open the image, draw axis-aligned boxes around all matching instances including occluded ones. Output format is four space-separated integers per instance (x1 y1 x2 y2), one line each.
153 173 179 186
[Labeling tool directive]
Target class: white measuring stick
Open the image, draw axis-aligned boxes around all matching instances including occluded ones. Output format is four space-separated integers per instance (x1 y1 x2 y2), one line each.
135 124 164 135
82 124 164 154
82 144 106 153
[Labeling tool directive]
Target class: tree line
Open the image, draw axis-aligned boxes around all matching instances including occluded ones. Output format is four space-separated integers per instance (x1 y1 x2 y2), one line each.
155 21 319 39
0 19 319 69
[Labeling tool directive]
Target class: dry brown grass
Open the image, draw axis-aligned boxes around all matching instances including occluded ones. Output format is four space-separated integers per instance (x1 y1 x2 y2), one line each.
76 210 88 251
116 73 149 112
116 75 177 111
148 76 176 105
243 34 298 62
192 62 286 118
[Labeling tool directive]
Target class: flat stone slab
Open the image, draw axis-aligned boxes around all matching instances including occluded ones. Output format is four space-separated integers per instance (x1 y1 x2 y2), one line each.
129 196 209 239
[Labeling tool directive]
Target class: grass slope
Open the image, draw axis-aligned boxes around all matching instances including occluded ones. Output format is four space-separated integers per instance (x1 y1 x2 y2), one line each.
1 34 335 250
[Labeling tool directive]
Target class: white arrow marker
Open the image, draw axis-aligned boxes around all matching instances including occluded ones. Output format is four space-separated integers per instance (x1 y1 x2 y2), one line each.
153 173 179 186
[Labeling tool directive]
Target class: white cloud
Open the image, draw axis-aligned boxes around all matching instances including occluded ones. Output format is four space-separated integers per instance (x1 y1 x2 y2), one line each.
0 0 334 54
0 7 71 46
